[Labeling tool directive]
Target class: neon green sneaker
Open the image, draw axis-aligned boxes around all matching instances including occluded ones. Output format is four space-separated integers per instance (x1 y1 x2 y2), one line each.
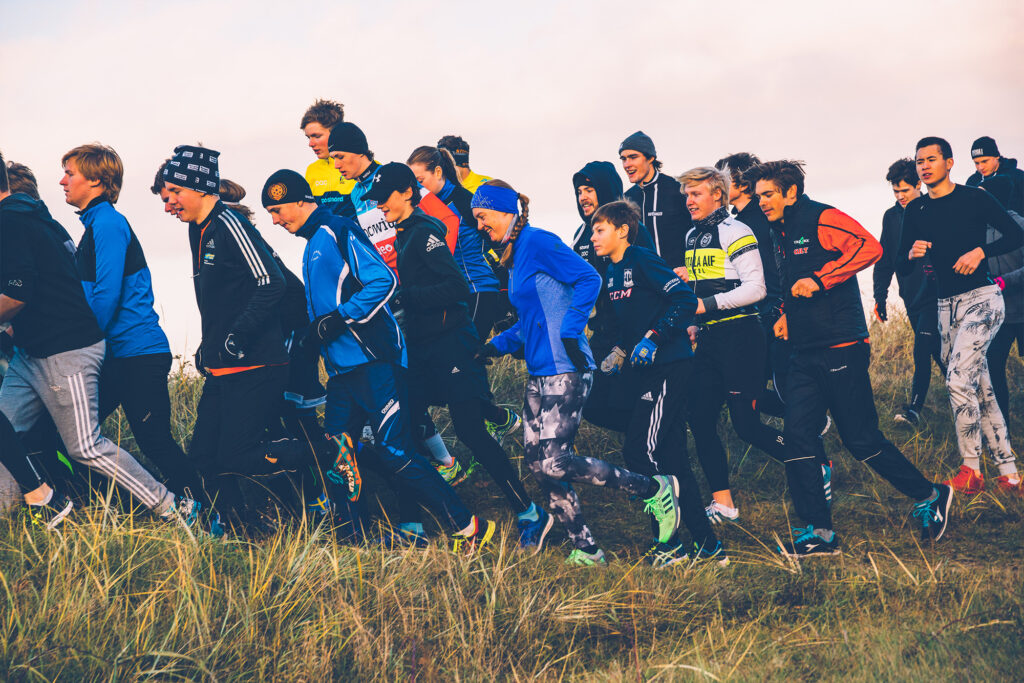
485 408 522 445
435 459 469 487
643 474 681 544
566 548 607 566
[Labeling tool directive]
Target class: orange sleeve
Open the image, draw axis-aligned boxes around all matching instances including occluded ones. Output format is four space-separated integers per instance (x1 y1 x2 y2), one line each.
813 208 882 290
419 192 460 254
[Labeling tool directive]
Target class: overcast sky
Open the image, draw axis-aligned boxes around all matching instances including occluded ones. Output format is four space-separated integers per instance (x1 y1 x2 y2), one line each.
2 0 1022 359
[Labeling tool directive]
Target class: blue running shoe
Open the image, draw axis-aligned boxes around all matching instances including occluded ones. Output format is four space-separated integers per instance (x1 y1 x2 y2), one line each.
822 461 833 509
647 542 688 569
206 511 226 539
912 484 952 541
691 540 730 567
779 525 840 558
517 508 553 553
486 408 522 445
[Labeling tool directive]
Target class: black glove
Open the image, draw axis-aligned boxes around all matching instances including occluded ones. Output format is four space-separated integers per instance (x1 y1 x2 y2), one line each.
301 310 347 350
222 332 247 361
561 337 590 373
474 342 500 365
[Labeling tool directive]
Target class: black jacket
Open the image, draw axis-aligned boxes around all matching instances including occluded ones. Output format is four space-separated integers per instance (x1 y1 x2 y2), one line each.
624 170 691 269
872 202 932 316
395 208 471 342
966 157 1024 214
734 200 783 311
189 202 287 369
0 193 103 357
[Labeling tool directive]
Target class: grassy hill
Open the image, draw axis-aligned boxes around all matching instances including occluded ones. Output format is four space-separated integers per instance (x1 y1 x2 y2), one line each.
1 316 1021 681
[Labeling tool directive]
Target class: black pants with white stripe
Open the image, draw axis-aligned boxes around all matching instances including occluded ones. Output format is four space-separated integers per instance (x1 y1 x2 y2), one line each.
622 360 717 548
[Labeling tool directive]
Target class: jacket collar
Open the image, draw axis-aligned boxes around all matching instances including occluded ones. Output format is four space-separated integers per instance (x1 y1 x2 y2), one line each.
77 196 110 221
781 193 810 225
297 205 330 240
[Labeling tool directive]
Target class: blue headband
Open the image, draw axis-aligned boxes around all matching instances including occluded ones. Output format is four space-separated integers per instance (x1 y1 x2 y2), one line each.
470 184 519 214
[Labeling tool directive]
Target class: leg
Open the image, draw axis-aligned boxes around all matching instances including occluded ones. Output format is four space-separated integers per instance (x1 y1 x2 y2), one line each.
985 321 1015 427
686 355 730 496
782 351 833 530
0 350 49 493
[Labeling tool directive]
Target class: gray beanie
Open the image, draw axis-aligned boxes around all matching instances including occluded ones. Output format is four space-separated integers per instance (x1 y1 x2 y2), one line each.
619 130 657 158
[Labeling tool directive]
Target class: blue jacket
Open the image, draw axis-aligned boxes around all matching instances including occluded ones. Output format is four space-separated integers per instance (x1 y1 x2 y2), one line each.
75 199 169 358
298 205 406 375
437 180 500 294
491 225 600 375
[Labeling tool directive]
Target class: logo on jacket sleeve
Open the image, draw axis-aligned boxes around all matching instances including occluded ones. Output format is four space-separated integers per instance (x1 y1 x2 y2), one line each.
425 234 445 252
623 268 634 288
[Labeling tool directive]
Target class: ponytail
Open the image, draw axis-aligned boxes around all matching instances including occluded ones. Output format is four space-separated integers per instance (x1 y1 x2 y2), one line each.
407 146 460 188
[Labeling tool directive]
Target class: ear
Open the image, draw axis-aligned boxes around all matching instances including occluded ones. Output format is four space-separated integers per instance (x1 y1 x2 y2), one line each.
401 187 415 203
785 185 799 201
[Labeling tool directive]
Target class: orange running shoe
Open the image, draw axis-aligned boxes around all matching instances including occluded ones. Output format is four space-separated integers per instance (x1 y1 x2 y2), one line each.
994 475 1022 494
943 465 984 495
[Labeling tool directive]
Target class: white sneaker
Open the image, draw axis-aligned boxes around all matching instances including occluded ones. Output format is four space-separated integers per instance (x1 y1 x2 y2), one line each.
705 500 740 524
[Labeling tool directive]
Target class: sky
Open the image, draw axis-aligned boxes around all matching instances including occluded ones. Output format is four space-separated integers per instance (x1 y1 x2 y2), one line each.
2 0 1022 359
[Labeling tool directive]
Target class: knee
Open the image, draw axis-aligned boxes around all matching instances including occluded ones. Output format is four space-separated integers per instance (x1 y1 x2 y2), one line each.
844 432 888 462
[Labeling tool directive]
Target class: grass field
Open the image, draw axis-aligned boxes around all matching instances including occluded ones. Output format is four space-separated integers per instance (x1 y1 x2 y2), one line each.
1 316 1022 681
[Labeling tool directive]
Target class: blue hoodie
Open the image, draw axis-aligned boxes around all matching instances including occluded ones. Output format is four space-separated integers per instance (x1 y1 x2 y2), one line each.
298 205 406 375
436 179 500 294
75 199 169 358
490 225 600 375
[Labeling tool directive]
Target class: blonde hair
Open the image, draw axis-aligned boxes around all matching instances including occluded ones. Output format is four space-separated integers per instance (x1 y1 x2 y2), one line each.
677 166 730 209
62 143 123 203
482 179 530 268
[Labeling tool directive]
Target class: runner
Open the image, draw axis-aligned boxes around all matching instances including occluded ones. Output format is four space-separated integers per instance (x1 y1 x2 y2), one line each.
677 166 784 524
364 163 546 547
473 180 684 566
301 98 355 214
745 159 951 557
260 168 496 551
590 199 727 567
0 153 199 531
437 134 492 193
872 158 944 427
898 137 1022 494
620 131 691 269
965 136 1024 213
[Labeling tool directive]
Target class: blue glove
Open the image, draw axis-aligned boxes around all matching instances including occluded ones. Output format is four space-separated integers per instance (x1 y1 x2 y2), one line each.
630 336 658 367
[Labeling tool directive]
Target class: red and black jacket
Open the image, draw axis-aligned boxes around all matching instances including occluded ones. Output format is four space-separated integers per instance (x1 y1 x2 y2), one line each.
775 195 881 351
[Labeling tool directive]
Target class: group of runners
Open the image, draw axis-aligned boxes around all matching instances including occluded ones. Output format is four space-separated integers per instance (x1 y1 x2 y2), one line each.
0 97 1020 565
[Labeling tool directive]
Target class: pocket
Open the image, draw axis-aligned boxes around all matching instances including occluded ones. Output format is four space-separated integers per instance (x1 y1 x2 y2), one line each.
49 346 100 378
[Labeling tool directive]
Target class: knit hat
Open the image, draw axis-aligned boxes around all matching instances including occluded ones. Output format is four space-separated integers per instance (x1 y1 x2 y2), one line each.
971 136 1000 159
328 122 369 155
362 163 417 204
261 169 315 207
162 145 220 194
619 131 657 159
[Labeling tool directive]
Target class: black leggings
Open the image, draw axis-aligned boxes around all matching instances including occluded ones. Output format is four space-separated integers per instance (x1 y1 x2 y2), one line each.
449 398 532 514
909 313 945 412
690 396 787 493
986 321 1022 429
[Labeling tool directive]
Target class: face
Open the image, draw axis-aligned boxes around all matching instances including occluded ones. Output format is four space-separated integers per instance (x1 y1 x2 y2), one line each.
577 185 599 217
266 202 310 234
473 208 514 243
915 145 953 187
330 151 367 180
727 180 744 204
619 150 654 184
376 188 413 223
590 219 628 257
755 179 796 222
59 159 99 209
304 122 331 160
159 187 184 220
409 162 444 195
973 155 1000 177
891 180 921 208
684 181 723 221
163 182 208 223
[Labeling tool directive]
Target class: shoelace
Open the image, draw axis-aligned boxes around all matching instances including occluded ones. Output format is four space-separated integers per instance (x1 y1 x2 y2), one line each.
792 525 820 543
911 500 933 527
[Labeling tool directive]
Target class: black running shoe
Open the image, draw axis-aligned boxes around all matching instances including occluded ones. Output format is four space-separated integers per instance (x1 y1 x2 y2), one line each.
779 526 841 558
912 484 952 541
894 405 921 428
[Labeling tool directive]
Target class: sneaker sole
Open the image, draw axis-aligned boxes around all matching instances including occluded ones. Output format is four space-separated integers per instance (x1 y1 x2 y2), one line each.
667 475 681 538
781 549 842 559
45 500 74 530
931 486 953 542
532 513 554 555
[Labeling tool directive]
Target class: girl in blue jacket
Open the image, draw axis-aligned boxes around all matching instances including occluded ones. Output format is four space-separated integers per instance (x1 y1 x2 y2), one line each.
473 180 684 565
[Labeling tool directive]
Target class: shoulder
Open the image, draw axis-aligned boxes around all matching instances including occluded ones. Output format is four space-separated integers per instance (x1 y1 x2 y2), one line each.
658 173 682 191
721 215 755 239
93 202 131 233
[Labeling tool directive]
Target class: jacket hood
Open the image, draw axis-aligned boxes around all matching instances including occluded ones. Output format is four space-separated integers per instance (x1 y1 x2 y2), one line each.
0 192 50 218
572 161 624 222
1000 157 1019 172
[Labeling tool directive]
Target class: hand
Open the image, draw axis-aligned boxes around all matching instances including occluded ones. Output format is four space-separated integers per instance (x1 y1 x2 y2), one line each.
223 333 246 361
909 240 931 260
791 278 820 298
687 325 699 344
674 266 689 283
630 334 658 367
194 347 207 375
873 301 887 323
601 346 627 375
474 342 500 365
303 310 347 350
695 299 706 315
994 276 1006 290
561 337 590 373
773 313 788 340
952 247 985 275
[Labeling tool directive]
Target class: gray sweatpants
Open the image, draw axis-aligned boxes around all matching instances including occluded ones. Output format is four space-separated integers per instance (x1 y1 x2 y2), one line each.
938 284 1016 475
0 341 174 513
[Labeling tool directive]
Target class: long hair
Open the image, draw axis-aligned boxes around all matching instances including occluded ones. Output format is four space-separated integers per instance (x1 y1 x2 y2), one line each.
407 146 460 188
482 179 530 268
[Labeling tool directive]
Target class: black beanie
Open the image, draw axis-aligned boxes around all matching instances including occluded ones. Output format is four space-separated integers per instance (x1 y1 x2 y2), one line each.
328 122 369 155
971 136 1000 159
619 131 657 159
261 169 315 207
162 145 220 194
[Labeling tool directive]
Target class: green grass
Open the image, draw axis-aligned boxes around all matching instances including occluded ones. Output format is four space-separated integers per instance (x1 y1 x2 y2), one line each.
1 316 1022 681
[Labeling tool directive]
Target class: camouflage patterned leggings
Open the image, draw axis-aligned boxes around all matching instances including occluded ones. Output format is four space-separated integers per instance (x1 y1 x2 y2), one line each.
523 371 655 549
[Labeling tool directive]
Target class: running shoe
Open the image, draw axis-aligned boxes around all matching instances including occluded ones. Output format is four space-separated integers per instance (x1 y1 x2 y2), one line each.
943 465 983 495
995 475 1023 494
822 461 834 509
643 474 682 543
912 484 952 542
647 542 688 569
306 492 333 520
566 547 607 566
377 528 430 549
779 525 841 558
517 508 553 552
451 516 496 555
893 405 921 428
705 500 740 525
161 496 202 535
205 511 227 539
325 433 362 501
434 459 468 487
486 408 522 445
25 494 74 530
691 540 730 567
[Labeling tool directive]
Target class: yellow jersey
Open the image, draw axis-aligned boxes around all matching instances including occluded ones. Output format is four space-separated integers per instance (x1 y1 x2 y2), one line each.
305 159 356 213
460 169 492 194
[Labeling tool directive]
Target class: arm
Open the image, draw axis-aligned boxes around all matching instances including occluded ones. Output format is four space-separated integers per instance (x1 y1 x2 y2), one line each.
85 215 130 332
980 190 1024 258
534 234 601 338
0 220 35 324
400 227 471 310
489 318 524 354
418 191 460 254
812 208 882 289
221 214 286 339
872 211 898 305
641 254 698 340
703 229 766 313
339 230 397 324
0 295 25 324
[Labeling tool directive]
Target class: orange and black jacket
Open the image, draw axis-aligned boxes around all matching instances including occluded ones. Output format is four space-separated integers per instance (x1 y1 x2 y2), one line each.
775 194 881 350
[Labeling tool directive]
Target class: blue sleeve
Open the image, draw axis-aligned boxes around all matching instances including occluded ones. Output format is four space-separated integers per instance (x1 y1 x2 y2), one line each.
490 318 524 354
88 214 130 332
533 233 601 338
340 230 398 324
639 251 697 340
